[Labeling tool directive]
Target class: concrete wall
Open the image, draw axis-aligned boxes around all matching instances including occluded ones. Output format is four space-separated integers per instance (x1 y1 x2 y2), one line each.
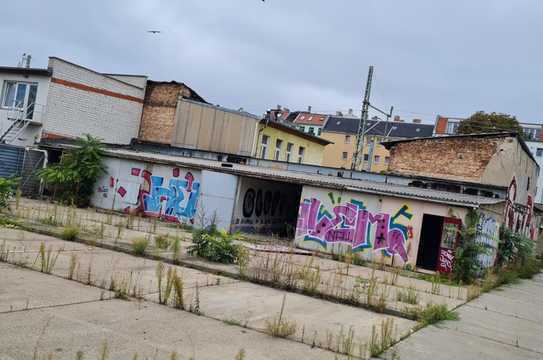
43 58 145 144
525 141 543 203
230 176 301 236
0 71 50 146
173 99 259 157
295 185 469 268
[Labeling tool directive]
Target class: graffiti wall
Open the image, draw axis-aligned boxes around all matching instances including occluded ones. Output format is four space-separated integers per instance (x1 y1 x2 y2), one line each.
295 186 470 267
504 177 536 240
92 158 202 224
475 212 500 268
231 176 301 236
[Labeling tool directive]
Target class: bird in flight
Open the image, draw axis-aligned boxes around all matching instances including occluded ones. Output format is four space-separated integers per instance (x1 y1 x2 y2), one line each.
147 30 161 34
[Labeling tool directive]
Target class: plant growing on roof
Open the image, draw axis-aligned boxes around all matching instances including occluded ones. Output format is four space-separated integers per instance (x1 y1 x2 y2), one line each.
38 134 106 207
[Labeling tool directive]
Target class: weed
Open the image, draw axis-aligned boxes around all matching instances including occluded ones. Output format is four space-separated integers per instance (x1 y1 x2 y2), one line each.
299 257 321 294
0 240 10 262
61 226 79 241
366 268 378 306
188 229 242 264
156 262 176 305
172 271 184 309
368 318 395 357
234 349 246 360
171 237 181 264
337 326 355 355
431 275 441 295
191 283 201 315
396 286 419 305
36 242 60 274
132 237 149 256
419 304 459 325
155 234 171 250
223 318 242 326
68 253 79 280
265 294 297 338
98 340 109 360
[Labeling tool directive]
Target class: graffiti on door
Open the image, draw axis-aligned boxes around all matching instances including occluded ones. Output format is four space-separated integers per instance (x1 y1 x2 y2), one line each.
296 193 413 261
111 167 200 223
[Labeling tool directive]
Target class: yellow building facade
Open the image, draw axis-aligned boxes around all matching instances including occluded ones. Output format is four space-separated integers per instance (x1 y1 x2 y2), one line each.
255 121 330 165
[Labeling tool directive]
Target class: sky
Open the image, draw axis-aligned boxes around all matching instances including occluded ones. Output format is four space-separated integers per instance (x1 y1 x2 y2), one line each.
2 1 542 123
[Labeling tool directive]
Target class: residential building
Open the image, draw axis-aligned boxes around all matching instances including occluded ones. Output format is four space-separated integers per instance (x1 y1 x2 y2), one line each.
255 119 331 165
0 56 147 146
321 116 434 172
292 111 328 136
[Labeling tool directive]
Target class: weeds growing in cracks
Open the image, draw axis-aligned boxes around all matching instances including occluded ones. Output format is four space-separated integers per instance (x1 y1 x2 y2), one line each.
36 242 60 274
368 318 395 357
265 294 297 338
68 253 79 280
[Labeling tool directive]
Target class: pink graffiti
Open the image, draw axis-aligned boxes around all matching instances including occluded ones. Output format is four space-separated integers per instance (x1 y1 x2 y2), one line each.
437 248 454 273
297 198 410 261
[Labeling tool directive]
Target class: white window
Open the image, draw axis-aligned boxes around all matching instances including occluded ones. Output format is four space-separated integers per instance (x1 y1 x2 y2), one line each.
260 135 269 159
274 139 283 161
2 81 38 119
446 121 459 135
342 152 348 160
298 146 305 163
286 143 293 162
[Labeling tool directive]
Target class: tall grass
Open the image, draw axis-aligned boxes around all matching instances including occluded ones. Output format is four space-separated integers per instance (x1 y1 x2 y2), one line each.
265 294 297 338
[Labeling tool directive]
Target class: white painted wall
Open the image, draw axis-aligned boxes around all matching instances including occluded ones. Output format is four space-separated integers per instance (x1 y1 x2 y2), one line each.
197 170 238 230
0 71 50 146
526 141 543 203
43 58 145 144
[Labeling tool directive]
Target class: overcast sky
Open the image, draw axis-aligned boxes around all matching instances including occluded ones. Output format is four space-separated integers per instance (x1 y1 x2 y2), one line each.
2 1 542 123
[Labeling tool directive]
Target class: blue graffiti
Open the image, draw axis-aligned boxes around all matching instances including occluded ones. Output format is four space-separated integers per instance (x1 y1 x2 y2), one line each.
143 174 200 221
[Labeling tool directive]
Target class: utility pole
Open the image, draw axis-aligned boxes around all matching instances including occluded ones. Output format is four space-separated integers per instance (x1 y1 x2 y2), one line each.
352 66 374 171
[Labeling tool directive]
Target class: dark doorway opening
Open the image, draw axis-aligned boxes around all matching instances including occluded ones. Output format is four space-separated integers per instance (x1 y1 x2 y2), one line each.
416 214 444 271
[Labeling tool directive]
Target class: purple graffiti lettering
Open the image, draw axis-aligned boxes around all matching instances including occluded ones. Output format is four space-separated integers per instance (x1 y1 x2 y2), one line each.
298 198 412 262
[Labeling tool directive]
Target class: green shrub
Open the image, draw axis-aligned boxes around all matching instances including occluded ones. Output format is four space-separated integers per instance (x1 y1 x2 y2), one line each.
61 226 80 241
453 210 488 284
0 177 19 209
419 304 459 325
154 234 171 250
132 237 149 256
188 229 242 264
497 226 535 267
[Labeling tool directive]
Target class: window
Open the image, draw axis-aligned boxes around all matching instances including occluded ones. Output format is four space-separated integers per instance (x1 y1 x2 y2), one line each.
374 155 380 163
298 146 305 163
342 152 348 160
523 127 541 141
384 156 390 165
536 148 543 157
308 127 315 135
286 143 293 162
274 139 283 161
363 154 369 161
260 135 269 159
446 121 459 135
345 135 351 144
2 81 38 119
317 128 322 136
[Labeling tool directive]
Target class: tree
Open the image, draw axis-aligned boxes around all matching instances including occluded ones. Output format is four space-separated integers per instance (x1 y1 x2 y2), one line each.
38 135 106 207
457 112 523 136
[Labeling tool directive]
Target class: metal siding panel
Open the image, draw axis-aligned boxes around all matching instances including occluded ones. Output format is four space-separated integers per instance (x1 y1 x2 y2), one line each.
0 144 24 178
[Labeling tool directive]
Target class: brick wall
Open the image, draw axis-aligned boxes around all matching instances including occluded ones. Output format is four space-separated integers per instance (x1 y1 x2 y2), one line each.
388 137 500 182
138 82 192 144
43 58 145 144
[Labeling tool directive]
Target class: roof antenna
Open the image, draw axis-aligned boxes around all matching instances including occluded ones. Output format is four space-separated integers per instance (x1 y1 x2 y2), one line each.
18 53 31 68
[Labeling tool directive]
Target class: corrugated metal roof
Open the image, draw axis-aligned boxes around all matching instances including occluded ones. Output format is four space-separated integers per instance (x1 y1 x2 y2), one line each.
102 148 503 208
323 116 435 138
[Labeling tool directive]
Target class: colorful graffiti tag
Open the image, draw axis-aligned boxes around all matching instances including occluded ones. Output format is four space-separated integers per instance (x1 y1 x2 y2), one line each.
504 177 535 239
112 167 200 223
475 213 499 268
296 194 413 261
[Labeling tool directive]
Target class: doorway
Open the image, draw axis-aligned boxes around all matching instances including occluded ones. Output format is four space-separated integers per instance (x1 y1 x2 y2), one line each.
416 214 444 271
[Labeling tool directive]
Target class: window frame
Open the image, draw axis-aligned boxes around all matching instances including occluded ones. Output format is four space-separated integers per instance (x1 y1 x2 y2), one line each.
274 139 283 161
298 146 305 164
1 80 39 119
260 135 269 159
286 142 293 162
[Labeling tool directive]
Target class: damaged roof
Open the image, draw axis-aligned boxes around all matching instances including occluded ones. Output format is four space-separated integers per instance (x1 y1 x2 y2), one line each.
53 144 502 208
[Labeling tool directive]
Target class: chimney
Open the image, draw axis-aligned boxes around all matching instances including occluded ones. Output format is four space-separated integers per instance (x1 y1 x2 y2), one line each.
336 111 343 117
276 104 281 110
307 105 312 113
348 108 353 116
412 118 422 124
394 115 401 122
25 54 31 68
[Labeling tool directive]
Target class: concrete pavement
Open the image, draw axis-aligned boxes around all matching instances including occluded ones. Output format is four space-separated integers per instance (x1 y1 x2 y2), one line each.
381 274 543 360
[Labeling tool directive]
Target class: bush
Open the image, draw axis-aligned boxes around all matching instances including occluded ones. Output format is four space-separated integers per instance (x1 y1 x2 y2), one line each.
453 210 488 284
0 177 19 209
132 237 149 256
188 229 242 264
61 226 80 241
419 304 459 325
497 226 535 267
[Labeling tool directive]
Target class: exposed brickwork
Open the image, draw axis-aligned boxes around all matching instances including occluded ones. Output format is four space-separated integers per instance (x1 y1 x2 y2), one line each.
388 137 500 182
138 82 194 144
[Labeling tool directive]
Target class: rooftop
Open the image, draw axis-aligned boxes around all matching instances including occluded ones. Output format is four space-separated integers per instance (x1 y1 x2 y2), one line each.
323 116 434 138
0 66 52 77
293 112 328 126
261 119 333 146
